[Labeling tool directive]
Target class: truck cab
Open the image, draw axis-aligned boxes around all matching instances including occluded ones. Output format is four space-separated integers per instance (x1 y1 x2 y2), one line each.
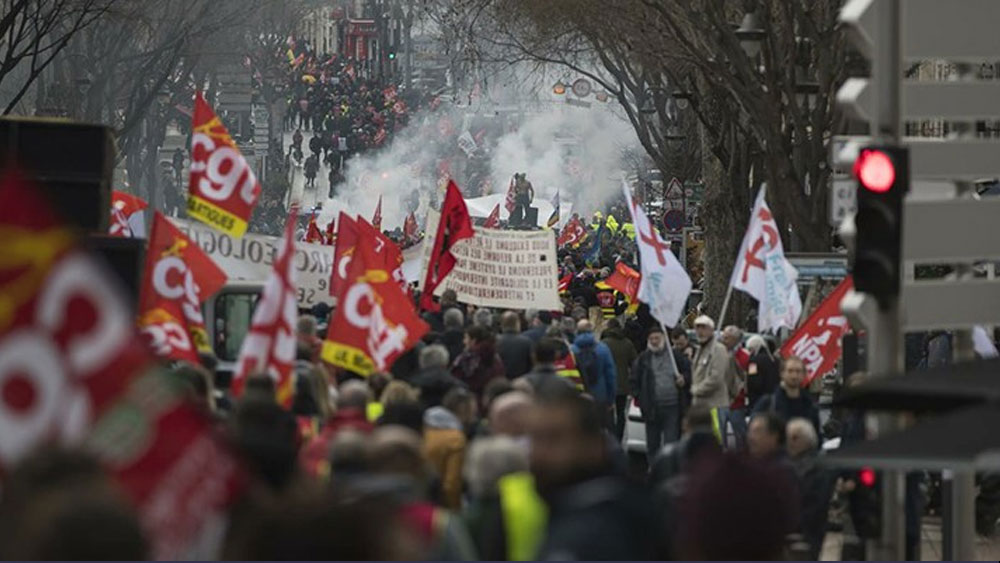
204 281 264 377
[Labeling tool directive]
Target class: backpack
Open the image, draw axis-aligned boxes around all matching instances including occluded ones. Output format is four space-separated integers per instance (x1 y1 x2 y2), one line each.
575 342 600 392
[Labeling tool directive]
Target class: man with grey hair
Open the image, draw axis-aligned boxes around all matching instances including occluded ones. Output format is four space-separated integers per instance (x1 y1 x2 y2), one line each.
497 311 533 379
464 435 530 499
337 380 371 412
787 417 835 560
441 308 466 366
412 344 464 409
718 324 749 450
473 307 494 329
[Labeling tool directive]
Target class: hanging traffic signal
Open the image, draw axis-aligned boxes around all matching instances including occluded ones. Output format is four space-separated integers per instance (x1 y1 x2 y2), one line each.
852 145 909 309
387 48 396 60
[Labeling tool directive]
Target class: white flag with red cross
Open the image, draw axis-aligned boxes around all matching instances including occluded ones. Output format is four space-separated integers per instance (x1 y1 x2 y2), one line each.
622 181 692 328
730 186 802 332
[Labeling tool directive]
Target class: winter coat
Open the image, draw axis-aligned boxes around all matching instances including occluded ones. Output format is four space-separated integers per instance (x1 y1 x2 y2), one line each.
422 407 467 511
411 367 466 410
630 348 691 419
497 331 533 380
690 338 733 409
571 332 617 404
452 342 505 399
746 349 781 410
601 328 638 397
753 387 822 439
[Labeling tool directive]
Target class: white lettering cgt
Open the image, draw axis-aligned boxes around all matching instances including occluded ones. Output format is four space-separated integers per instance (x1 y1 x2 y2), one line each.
343 283 408 369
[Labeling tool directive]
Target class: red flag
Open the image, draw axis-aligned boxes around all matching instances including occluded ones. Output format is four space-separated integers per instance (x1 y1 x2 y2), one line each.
0 171 243 559
187 91 261 238
483 203 501 228
321 225 428 375
373 127 387 145
504 176 516 213
420 181 474 311
371 195 382 231
558 216 587 247
138 212 227 363
305 210 323 243
604 261 641 302
558 273 572 294
357 216 408 294
232 207 299 407
403 211 418 242
325 219 336 245
331 212 359 298
780 276 854 387
109 190 148 237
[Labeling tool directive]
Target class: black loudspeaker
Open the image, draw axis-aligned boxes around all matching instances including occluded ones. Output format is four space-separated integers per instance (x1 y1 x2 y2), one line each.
0 117 114 233
85 235 145 311
524 206 538 227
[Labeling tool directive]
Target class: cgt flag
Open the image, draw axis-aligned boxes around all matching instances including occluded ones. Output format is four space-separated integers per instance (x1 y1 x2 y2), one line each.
138 212 227 363
0 171 243 560
330 212 359 298
322 225 428 376
232 207 299 407
781 276 853 387
604 261 641 302
730 186 802 332
623 181 692 328
109 190 148 238
557 215 587 248
187 91 261 238
420 181 474 311
483 203 501 228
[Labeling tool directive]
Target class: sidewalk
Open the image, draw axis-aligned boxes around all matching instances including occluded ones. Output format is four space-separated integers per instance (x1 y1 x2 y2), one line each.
821 517 1000 560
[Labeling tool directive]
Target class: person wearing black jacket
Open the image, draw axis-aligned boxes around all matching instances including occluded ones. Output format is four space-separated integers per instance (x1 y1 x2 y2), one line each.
745 335 780 411
410 345 465 410
630 326 692 462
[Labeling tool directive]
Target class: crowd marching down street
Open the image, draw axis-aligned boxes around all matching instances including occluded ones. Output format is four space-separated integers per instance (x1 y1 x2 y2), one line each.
4 41 1000 563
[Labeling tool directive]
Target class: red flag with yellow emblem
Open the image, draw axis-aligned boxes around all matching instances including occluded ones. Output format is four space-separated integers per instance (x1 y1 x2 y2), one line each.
137 212 227 363
187 91 261 238
321 224 428 376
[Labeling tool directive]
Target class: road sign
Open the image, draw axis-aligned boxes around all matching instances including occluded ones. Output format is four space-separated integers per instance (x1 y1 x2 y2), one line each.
662 209 684 232
665 177 683 200
829 178 857 227
571 78 592 98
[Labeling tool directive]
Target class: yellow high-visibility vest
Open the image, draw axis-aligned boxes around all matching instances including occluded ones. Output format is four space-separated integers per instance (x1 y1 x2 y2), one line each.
499 472 548 561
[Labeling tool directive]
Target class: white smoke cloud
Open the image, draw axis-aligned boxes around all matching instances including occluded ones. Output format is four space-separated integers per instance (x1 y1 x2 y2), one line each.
317 73 640 231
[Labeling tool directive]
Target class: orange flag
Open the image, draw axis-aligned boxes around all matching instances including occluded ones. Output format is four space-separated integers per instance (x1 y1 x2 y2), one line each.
604 261 641 302
321 223 428 376
187 91 261 238
138 212 227 363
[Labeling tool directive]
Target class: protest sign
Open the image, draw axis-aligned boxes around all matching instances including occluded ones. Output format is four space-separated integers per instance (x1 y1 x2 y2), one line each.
171 218 333 308
421 212 561 311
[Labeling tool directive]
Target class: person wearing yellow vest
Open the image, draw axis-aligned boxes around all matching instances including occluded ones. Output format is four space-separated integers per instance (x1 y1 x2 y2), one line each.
621 221 636 240
605 213 619 233
463 436 548 561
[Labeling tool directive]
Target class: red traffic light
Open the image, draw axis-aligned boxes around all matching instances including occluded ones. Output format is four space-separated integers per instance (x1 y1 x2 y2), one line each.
854 149 896 193
859 466 877 487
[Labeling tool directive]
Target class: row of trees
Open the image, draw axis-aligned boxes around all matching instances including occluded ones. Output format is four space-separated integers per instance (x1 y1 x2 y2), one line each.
1 0 310 210
430 0 850 319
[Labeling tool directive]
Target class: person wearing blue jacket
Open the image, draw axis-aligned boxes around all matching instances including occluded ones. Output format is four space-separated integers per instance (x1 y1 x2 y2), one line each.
571 320 617 431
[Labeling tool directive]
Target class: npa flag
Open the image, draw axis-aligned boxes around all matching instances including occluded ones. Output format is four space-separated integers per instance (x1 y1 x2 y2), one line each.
330 212 359 298
604 261 641 302
483 203 501 228
304 209 324 243
372 195 383 231
109 190 148 237
187 91 261 238
403 211 418 242
547 192 560 228
623 181 692 328
731 187 802 332
558 216 587 248
137 212 227 363
781 277 853 387
420 181 474 311
504 176 516 213
232 207 299 408
0 171 242 559
321 226 429 375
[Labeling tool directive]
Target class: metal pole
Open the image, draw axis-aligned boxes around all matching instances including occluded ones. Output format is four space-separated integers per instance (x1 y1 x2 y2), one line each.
717 282 734 328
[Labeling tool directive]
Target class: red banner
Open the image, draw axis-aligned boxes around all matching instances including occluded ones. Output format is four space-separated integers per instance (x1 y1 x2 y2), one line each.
558 216 587 247
232 208 299 407
0 171 243 559
187 91 261 238
780 276 854 387
138 212 227 363
483 203 500 228
420 181 474 311
305 210 324 243
504 176 516 213
330 212 359 298
109 190 148 237
321 226 428 376
604 261 641 302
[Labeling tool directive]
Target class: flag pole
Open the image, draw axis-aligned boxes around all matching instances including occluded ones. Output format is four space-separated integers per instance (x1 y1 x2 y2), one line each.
717 282 735 328
661 321 682 378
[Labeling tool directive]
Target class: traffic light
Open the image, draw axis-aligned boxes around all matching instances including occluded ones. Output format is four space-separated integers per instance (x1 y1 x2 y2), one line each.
852 145 908 309
387 47 396 60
